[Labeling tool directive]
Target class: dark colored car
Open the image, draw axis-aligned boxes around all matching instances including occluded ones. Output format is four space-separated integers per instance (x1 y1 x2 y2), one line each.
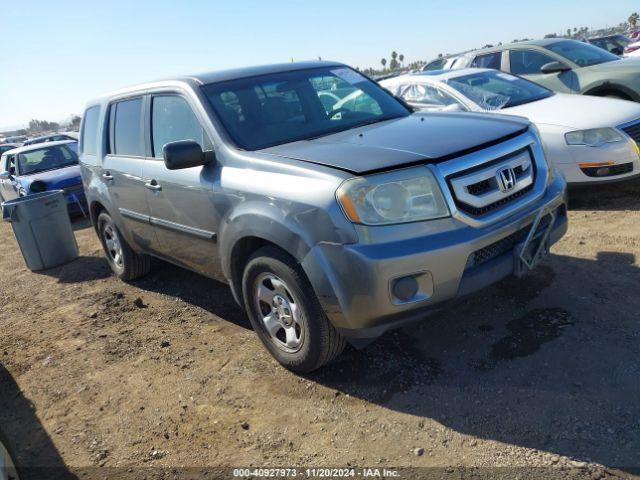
23 133 78 146
0 144 19 156
588 34 631 56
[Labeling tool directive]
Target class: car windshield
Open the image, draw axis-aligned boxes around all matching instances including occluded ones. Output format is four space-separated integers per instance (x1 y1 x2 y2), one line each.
446 70 554 109
17 144 79 176
546 40 619 67
201 66 410 150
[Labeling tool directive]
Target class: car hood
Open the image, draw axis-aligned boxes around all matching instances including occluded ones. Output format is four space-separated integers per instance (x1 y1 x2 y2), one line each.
503 93 640 129
260 112 529 174
18 164 82 188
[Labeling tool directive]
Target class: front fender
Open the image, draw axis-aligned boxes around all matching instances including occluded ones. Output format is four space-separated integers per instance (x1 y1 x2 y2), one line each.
218 199 357 279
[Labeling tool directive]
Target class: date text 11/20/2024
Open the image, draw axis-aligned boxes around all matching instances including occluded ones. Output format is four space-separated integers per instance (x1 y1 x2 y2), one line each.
232 468 400 477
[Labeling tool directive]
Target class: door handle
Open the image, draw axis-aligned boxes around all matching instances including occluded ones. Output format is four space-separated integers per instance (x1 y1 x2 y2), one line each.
102 171 114 181
144 179 162 191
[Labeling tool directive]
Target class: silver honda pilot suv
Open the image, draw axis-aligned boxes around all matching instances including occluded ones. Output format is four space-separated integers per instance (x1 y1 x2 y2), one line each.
79 62 568 372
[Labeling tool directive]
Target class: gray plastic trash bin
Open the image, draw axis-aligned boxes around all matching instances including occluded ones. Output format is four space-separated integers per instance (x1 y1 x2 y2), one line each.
2 190 79 271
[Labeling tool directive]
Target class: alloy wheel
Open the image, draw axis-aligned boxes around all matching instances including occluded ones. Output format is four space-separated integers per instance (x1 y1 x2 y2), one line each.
253 272 304 352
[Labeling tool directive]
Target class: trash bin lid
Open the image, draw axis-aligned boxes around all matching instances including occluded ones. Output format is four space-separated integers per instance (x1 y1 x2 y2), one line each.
1 190 64 208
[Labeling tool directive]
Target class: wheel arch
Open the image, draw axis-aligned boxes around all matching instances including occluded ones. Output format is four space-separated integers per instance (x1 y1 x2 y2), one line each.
89 200 108 233
222 213 313 307
583 83 639 101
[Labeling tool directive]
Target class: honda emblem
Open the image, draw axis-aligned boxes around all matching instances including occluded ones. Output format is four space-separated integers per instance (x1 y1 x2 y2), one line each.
496 167 516 193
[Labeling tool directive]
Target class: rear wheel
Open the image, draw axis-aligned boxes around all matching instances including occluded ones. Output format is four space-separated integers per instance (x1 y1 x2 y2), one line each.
242 246 346 372
97 212 151 281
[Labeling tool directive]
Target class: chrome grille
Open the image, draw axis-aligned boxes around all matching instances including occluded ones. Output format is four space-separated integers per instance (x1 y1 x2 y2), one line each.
447 148 536 217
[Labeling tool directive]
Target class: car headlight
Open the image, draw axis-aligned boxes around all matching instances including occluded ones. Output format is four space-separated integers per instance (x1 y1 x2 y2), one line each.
565 128 624 147
336 167 450 225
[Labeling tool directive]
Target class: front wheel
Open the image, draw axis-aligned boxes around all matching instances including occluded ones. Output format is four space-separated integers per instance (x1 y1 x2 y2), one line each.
242 246 346 372
97 212 151 281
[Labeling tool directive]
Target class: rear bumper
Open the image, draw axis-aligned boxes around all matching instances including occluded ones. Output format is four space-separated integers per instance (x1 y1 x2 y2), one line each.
302 176 567 339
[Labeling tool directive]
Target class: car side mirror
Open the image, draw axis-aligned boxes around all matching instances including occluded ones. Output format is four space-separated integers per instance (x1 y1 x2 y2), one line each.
540 61 571 74
163 140 214 170
0 171 12 180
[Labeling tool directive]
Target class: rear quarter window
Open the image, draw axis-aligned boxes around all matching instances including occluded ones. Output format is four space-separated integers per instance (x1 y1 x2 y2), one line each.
80 106 100 155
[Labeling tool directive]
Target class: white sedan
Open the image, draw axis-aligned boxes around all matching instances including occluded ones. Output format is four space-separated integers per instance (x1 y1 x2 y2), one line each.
380 69 640 185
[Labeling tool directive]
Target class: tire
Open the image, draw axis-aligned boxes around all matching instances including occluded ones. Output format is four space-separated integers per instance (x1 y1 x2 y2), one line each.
242 246 346 372
97 212 151 281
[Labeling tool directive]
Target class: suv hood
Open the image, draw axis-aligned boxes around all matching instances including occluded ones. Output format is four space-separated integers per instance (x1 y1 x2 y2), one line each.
504 93 640 129
260 112 529 174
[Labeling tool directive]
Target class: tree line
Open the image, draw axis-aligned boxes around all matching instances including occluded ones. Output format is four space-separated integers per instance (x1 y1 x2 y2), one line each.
27 115 81 135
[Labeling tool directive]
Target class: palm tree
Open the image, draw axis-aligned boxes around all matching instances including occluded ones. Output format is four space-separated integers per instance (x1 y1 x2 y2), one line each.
630 12 640 28
399 54 404 65
381 58 387 69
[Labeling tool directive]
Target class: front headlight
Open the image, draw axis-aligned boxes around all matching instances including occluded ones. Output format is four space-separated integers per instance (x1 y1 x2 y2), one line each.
336 167 450 225
565 128 624 147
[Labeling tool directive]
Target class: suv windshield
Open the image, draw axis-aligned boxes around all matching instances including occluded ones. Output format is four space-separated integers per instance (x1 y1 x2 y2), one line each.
546 40 619 67
447 70 553 109
202 66 410 150
17 144 78 176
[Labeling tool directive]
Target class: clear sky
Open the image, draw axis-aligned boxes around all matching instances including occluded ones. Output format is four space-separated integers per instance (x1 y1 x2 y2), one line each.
1 0 637 130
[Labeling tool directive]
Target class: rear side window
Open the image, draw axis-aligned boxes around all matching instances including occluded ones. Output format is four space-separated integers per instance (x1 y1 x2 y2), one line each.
80 106 100 155
471 52 502 70
109 98 143 157
151 95 204 158
509 50 556 75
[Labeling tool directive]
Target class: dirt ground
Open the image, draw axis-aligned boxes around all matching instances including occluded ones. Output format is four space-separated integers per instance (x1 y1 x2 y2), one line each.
1 180 640 480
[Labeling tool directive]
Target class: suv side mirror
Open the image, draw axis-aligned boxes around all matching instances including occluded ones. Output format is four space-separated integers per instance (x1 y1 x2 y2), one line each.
0 171 12 180
163 140 213 170
540 61 572 74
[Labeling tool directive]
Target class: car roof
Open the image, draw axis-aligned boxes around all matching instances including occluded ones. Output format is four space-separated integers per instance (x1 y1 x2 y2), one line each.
468 38 573 56
89 61 346 104
2 139 77 155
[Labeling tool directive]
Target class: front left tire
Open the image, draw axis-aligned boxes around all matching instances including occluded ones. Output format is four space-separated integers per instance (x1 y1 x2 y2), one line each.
241 246 346 372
